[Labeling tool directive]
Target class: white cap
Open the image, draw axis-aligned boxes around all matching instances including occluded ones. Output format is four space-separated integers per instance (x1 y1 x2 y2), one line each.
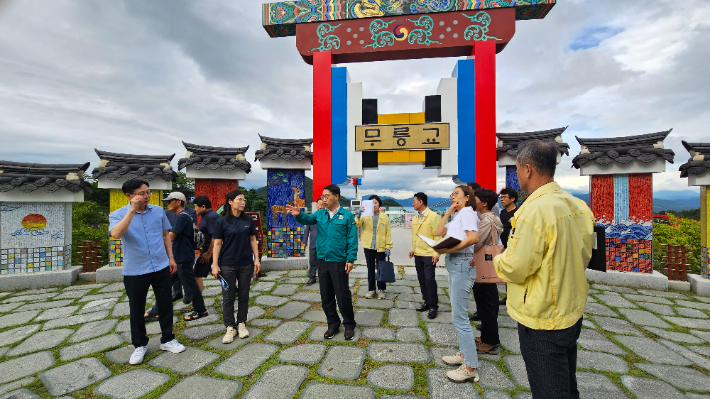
162 192 187 202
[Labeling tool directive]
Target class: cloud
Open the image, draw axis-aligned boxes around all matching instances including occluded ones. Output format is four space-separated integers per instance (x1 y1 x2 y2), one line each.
0 0 707 201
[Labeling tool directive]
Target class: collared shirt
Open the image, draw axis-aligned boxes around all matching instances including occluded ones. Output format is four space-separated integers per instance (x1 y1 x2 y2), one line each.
493 181 594 330
411 208 442 257
296 207 358 263
327 206 340 219
109 204 172 276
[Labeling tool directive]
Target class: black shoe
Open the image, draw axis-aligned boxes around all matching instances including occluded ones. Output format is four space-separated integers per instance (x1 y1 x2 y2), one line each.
183 296 192 305
416 305 430 312
172 293 183 302
324 328 339 339
144 313 159 322
469 311 480 321
427 309 438 319
344 329 355 341
476 325 482 331
305 279 317 286
499 297 507 305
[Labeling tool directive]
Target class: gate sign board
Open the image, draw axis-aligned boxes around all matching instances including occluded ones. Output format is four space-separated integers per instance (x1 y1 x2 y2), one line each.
355 123 450 151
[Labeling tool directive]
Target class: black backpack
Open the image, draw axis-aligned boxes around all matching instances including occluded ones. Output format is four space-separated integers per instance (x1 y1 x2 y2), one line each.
179 211 205 250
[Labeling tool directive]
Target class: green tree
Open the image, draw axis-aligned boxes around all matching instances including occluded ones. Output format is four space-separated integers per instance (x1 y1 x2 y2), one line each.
81 174 110 210
659 208 701 221
653 215 701 274
172 171 195 199
71 202 109 265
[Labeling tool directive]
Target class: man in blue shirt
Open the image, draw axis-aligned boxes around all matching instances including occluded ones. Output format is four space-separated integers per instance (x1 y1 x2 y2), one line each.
109 180 186 365
287 185 358 341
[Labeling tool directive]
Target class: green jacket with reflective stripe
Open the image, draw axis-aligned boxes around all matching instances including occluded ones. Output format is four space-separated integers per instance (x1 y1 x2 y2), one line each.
295 207 358 263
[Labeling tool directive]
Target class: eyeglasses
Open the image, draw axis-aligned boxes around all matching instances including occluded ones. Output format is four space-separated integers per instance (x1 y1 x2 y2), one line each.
232 197 247 203
321 195 332 201
133 191 152 197
499 195 509 199
450 192 461 199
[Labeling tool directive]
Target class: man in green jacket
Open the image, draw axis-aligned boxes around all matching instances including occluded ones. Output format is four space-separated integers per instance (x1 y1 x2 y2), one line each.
286 184 358 340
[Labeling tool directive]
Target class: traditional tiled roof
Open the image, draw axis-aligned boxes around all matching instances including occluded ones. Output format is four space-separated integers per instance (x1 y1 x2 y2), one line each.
679 141 710 178
254 134 313 162
178 142 252 173
91 149 177 182
572 130 675 169
497 127 569 159
0 161 91 193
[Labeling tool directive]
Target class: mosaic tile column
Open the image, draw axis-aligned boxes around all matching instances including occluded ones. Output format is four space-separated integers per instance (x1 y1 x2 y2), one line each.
108 189 162 267
591 173 653 273
266 170 306 258
505 166 528 205
0 202 72 273
194 178 237 222
702 186 709 278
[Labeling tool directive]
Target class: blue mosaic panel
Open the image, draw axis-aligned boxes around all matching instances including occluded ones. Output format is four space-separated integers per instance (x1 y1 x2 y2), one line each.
505 165 528 205
267 169 306 228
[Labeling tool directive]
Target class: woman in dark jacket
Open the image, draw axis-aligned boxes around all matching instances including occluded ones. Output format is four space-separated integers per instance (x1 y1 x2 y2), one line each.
212 190 261 344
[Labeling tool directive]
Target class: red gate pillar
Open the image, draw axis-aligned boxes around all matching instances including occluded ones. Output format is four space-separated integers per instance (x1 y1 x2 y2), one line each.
313 51 332 202
474 41 497 191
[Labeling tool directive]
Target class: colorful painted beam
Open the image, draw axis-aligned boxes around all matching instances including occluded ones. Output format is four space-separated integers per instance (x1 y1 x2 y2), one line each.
262 0 556 38
294 8 516 64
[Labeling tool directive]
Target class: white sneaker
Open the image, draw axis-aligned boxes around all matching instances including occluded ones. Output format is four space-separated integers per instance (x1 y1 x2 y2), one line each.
223 326 237 344
238 322 249 339
446 364 479 383
441 351 464 366
129 346 147 365
376 290 387 300
365 290 376 299
159 339 186 354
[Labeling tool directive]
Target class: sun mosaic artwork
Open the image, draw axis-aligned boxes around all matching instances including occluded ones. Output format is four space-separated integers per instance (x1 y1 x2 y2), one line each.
0 203 72 273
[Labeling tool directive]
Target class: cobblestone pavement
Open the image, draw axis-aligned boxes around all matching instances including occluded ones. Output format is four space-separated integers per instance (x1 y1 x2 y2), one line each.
0 268 709 398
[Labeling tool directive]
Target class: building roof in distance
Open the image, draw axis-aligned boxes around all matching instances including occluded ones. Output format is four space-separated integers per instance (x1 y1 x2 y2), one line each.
0 161 91 193
497 127 569 159
679 140 710 178
178 142 252 173
255 134 313 163
92 149 178 182
572 130 675 169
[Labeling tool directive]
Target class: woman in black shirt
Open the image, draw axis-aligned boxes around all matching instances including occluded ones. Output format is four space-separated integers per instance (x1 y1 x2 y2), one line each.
212 190 261 343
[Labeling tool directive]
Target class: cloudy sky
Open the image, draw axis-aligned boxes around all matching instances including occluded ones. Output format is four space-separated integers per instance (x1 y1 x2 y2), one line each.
0 0 708 200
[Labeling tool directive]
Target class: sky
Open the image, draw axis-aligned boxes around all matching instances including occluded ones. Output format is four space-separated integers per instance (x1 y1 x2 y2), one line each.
0 0 708 200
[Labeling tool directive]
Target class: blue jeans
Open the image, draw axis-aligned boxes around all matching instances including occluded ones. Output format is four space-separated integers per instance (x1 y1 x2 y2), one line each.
447 252 479 369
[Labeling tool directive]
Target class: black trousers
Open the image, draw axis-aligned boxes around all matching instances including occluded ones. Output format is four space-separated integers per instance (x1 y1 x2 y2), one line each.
363 248 387 291
221 263 254 327
472 282 500 345
308 246 318 280
518 317 584 399
319 260 356 330
123 266 175 347
176 260 206 314
414 255 438 310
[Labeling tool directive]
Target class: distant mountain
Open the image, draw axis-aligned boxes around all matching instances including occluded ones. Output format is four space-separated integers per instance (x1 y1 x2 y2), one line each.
569 193 699 212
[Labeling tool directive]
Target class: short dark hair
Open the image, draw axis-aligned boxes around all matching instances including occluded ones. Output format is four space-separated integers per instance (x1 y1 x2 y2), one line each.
193 196 212 208
499 188 518 202
467 182 481 191
316 198 323 203
122 179 149 195
323 184 340 198
517 140 557 177
456 185 477 208
475 188 498 211
369 195 382 207
413 192 428 206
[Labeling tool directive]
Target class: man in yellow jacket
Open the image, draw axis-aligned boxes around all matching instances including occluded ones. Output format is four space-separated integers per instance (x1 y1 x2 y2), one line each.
409 192 442 319
354 195 393 299
493 141 594 399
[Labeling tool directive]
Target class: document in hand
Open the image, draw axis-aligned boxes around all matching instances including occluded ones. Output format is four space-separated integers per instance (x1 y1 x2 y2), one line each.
417 234 461 250
362 200 375 217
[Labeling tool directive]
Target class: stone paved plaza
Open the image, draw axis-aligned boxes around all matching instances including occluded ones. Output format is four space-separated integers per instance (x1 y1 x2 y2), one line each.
0 268 709 398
